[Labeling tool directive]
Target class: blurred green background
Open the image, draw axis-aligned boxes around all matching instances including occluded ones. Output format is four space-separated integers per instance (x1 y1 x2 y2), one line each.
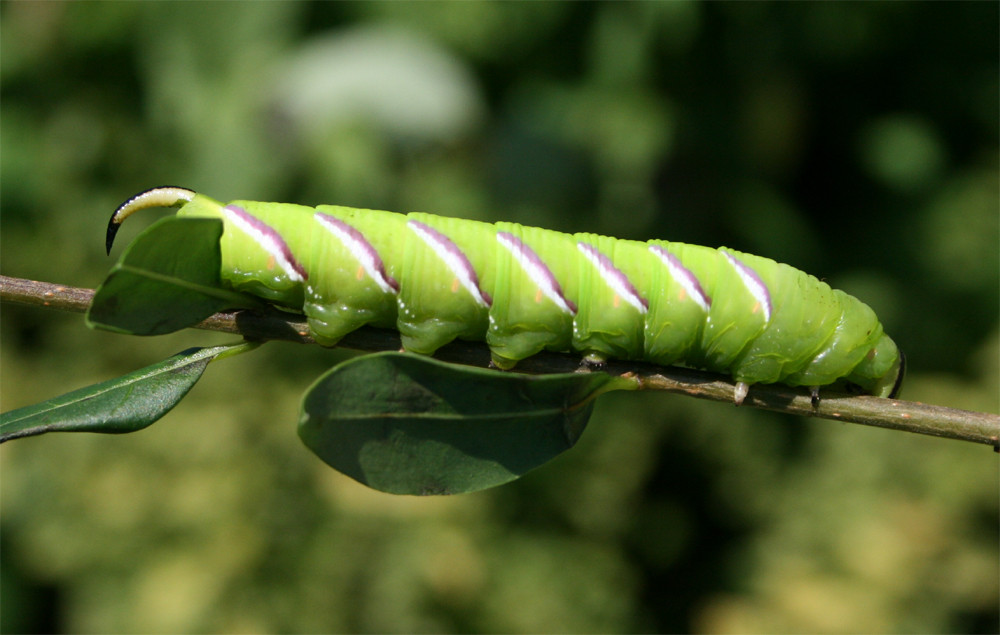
1 2 997 633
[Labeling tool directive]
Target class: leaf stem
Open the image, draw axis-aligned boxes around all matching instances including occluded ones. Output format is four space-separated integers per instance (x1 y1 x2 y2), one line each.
3 274 998 450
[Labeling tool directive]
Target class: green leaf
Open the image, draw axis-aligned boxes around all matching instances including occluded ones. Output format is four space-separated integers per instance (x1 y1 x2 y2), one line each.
86 216 264 335
298 352 637 495
0 342 258 443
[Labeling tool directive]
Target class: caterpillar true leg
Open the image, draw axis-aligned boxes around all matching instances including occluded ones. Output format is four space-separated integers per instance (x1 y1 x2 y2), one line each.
578 353 609 373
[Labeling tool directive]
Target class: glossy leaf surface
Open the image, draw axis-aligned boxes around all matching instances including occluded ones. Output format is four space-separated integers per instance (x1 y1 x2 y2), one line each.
87 217 263 335
0 343 256 442
299 352 636 495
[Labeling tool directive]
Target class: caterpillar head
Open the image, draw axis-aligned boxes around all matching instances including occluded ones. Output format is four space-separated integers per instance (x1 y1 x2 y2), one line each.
847 335 905 399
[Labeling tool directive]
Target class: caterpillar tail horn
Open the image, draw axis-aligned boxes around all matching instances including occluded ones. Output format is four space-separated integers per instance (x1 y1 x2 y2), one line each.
106 186 196 254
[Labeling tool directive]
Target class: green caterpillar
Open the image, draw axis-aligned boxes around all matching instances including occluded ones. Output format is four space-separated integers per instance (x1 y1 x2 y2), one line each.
107 187 905 402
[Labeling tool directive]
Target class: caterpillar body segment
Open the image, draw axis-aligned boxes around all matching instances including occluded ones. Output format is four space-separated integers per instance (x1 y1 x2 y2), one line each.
306 205 405 344
400 213 495 355
108 187 904 399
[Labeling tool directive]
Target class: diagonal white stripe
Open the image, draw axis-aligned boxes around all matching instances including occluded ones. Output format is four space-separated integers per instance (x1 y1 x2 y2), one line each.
222 206 306 282
497 232 576 315
723 251 772 322
577 242 648 314
315 214 398 294
409 220 490 308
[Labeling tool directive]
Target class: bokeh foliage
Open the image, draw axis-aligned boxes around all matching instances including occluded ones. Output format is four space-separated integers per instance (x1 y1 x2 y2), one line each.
1 2 997 633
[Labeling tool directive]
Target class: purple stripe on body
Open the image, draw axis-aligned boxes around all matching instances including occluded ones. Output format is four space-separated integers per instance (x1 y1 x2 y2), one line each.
314 213 399 294
497 231 577 315
648 245 711 312
577 242 649 313
722 250 772 322
222 205 308 282
408 220 492 308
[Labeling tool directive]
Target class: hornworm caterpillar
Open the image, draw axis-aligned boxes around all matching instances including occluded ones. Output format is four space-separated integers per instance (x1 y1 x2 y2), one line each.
107 187 905 403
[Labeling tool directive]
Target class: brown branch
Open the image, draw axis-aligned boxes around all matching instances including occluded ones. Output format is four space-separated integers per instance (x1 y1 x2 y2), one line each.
3 274 998 450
